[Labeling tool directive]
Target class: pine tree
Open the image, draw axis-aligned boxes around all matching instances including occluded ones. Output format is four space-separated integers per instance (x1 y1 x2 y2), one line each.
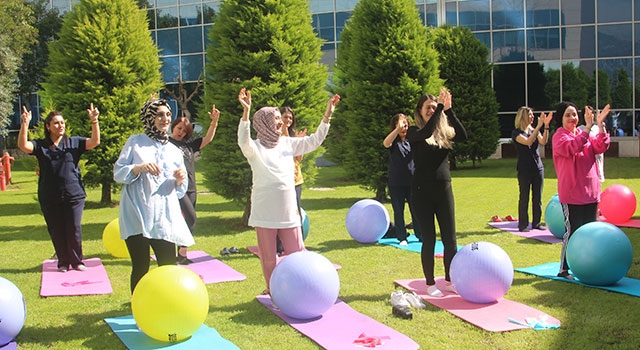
327 0 442 200
431 25 500 167
42 0 163 203
200 0 328 225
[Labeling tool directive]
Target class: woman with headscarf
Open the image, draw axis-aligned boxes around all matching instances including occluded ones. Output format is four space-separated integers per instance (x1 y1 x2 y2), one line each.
114 97 193 293
237 88 340 296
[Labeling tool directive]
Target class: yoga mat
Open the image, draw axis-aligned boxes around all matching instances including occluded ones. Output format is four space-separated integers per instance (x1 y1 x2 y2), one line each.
256 295 419 350
104 315 239 350
153 251 246 284
516 262 640 297
599 216 640 229
246 246 342 270
377 235 462 257
488 221 562 244
394 277 561 332
40 257 112 297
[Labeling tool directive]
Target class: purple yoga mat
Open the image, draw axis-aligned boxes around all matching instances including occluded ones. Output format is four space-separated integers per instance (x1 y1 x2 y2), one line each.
176 251 246 284
256 295 419 349
40 257 113 297
488 221 562 243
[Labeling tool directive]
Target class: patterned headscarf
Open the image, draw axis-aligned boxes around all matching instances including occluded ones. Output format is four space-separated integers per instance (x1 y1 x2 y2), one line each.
253 106 280 148
140 98 170 144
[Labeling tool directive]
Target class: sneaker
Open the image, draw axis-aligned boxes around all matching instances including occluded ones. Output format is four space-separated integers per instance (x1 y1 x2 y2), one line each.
532 224 547 230
392 304 413 319
177 254 193 265
557 270 575 280
403 292 426 308
72 264 87 271
491 215 502 222
504 215 517 222
390 291 411 308
229 246 240 254
57 266 68 273
426 285 444 297
50 252 57 259
444 281 457 294
399 240 408 246
519 227 530 232
405 222 414 229
220 247 231 256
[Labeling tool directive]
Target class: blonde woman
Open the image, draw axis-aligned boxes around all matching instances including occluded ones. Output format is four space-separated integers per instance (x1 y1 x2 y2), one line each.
407 88 467 297
511 107 552 232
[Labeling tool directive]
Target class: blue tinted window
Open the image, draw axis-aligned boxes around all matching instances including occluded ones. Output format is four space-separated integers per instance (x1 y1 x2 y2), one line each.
426 3 437 27
181 55 204 82
526 28 560 60
492 30 525 62
157 0 177 6
459 0 490 31
148 9 156 30
180 4 200 26
157 29 179 55
446 2 457 26
202 2 218 24
473 32 491 52
161 56 180 83
598 24 632 58
562 26 595 59
492 0 524 29
598 0 632 23
636 24 640 57
157 7 178 29
309 0 333 13
526 7 559 27
336 12 351 41
180 26 203 54
313 13 334 41
336 0 357 11
561 0 594 25
493 63 526 113
416 5 426 26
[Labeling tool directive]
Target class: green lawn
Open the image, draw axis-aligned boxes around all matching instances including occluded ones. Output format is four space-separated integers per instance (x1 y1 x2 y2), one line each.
1 157 639 349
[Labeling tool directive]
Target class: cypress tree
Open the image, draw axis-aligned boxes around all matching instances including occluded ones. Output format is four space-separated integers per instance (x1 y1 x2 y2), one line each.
42 0 163 203
328 0 442 200
200 0 328 225
431 25 500 167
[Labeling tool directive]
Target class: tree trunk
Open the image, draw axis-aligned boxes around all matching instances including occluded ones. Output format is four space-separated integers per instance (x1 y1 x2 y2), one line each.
241 198 251 227
101 181 112 204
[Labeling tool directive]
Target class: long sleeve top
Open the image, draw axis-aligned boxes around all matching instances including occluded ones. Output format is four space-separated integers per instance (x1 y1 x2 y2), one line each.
552 126 610 205
238 119 329 228
113 134 193 246
406 104 468 183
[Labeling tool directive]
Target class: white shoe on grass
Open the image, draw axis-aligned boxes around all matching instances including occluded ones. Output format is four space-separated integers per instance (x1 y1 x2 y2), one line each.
404 292 426 308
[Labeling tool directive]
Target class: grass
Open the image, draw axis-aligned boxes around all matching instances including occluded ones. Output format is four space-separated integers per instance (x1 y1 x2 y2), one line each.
1 157 639 349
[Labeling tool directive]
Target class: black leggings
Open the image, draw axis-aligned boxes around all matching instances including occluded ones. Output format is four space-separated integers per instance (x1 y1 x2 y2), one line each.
559 202 598 271
412 180 457 285
125 234 176 293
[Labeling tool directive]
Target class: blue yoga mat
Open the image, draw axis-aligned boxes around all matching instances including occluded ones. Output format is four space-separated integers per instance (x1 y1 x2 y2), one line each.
104 315 239 350
516 262 640 297
378 234 461 255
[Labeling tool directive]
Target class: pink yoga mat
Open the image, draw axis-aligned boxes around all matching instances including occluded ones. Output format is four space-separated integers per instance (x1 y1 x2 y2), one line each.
246 246 342 270
256 295 419 349
394 277 561 332
172 250 246 284
488 221 562 244
40 258 112 297
598 216 640 229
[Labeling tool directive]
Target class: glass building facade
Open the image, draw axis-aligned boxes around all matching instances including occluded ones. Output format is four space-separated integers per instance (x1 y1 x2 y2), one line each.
41 0 640 138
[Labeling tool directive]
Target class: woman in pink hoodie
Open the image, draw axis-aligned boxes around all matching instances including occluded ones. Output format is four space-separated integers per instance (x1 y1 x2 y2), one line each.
552 101 610 279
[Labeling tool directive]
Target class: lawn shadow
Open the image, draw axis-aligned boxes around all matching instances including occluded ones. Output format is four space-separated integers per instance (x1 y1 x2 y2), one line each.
0 202 41 217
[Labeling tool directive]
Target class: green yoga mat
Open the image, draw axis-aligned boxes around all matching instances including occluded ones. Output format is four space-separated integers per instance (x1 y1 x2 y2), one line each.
516 262 640 297
378 234 461 257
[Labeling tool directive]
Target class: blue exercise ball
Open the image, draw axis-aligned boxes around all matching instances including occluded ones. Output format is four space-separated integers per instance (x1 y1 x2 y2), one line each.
345 199 390 243
270 251 340 320
544 194 565 239
450 242 514 304
0 277 26 347
301 207 309 241
567 221 633 285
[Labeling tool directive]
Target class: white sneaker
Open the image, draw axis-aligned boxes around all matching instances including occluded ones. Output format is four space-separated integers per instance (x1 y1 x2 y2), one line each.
426 285 444 297
403 292 426 308
444 282 457 294
390 291 411 308
399 240 408 246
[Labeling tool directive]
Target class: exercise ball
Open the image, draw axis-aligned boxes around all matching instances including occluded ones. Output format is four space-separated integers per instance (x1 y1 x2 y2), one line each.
270 251 340 320
544 194 566 239
0 277 26 347
566 221 633 286
600 184 637 224
102 218 129 258
301 207 310 241
345 199 390 243
132 266 209 342
450 241 514 304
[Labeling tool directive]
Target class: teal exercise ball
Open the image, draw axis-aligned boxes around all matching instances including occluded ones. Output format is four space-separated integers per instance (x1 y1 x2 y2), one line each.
567 222 633 286
301 207 309 240
544 194 565 239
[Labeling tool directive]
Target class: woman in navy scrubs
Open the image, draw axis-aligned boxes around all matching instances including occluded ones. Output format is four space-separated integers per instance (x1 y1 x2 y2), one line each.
18 104 100 272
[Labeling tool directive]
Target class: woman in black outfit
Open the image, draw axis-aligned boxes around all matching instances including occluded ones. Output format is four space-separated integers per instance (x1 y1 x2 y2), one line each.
407 88 467 297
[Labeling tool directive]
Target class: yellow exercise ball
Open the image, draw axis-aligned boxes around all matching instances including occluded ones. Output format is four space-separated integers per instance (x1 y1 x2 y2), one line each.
102 218 129 258
131 265 209 343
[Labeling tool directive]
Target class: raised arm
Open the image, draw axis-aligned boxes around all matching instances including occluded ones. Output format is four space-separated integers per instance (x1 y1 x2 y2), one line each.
238 88 251 122
86 103 100 150
17 106 34 154
322 94 341 124
200 104 220 149
383 121 403 148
